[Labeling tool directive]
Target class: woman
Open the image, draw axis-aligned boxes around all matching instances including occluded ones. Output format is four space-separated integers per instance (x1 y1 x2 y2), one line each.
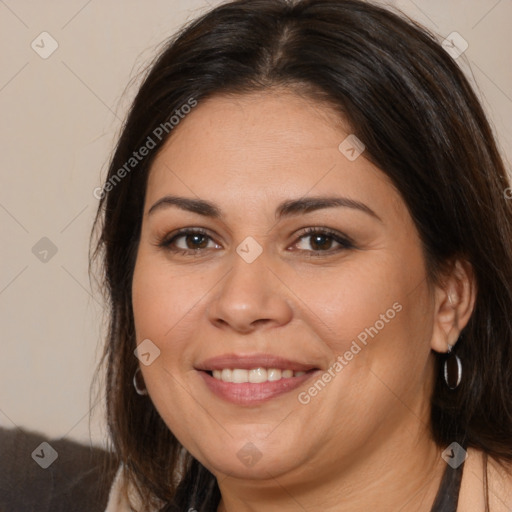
92 0 512 510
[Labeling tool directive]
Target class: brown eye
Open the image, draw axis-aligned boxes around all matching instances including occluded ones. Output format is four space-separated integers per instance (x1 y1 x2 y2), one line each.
308 233 334 251
181 233 209 250
294 228 354 254
160 229 221 253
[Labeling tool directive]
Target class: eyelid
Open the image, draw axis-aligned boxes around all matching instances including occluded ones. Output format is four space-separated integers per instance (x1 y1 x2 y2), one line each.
291 227 355 254
159 227 220 249
295 226 355 245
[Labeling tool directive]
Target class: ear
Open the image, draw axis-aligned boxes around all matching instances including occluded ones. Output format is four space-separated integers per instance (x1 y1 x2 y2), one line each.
430 259 477 353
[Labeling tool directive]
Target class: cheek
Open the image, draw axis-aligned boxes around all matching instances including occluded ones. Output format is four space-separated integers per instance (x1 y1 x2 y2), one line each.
286 255 407 347
132 250 204 343
291 251 433 395
131 252 206 432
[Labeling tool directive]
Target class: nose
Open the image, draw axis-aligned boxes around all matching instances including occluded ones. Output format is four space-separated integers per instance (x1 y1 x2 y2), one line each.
207 251 293 333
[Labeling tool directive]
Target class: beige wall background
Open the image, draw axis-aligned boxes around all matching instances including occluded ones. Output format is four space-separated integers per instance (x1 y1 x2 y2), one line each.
1 0 511 449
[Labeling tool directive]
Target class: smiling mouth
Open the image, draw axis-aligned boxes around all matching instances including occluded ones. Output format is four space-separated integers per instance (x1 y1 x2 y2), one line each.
196 353 321 404
198 367 320 405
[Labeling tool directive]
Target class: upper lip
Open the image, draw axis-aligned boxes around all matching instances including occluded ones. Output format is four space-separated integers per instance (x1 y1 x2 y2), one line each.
196 354 319 372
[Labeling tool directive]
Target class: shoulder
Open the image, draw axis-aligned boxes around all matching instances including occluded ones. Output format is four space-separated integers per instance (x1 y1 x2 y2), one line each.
458 447 512 512
486 451 512 511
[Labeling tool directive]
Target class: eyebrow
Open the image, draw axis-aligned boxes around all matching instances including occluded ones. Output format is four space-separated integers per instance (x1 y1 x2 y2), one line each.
147 195 382 222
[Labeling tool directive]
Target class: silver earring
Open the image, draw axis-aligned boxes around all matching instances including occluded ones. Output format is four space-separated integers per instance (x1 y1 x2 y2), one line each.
133 367 148 396
443 343 462 390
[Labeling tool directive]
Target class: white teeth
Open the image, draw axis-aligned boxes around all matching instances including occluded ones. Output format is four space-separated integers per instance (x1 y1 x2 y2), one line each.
267 368 282 381
232 369 249 383
249 367 267 383
221 369 232 382
210 368 308 383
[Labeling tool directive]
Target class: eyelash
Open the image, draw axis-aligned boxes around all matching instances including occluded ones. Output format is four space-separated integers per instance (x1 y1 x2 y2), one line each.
158 227 355 257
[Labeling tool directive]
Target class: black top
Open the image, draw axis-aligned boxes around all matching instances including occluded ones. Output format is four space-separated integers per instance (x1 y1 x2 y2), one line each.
430 458 465 512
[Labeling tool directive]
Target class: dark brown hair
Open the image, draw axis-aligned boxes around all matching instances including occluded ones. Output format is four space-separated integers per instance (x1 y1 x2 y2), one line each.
90 1 512 510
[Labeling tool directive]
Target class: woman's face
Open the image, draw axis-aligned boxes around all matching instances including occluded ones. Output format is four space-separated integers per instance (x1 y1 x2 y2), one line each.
132 90 441 484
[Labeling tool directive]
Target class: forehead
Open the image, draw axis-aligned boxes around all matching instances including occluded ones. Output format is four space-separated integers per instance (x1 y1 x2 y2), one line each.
145 90 401 217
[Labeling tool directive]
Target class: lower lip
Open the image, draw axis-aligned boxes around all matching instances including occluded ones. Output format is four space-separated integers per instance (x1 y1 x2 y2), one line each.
198 370 319 405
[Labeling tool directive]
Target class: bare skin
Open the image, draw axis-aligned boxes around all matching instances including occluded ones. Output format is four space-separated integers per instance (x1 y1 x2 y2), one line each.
459 449 512 511
131 89 510 511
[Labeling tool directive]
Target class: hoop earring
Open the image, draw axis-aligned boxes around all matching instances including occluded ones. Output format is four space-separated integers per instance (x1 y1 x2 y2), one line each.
133 367 148 396
443 343 462 390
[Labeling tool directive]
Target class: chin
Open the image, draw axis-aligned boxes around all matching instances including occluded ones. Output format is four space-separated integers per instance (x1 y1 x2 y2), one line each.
189 435 306 481
204 451 300 481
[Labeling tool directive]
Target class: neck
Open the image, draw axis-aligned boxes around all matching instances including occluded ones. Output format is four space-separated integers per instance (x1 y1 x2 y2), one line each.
215 421 447 512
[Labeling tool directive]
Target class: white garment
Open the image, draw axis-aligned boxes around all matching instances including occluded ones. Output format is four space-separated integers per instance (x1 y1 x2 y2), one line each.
104 458 188 512
104 465 151 512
